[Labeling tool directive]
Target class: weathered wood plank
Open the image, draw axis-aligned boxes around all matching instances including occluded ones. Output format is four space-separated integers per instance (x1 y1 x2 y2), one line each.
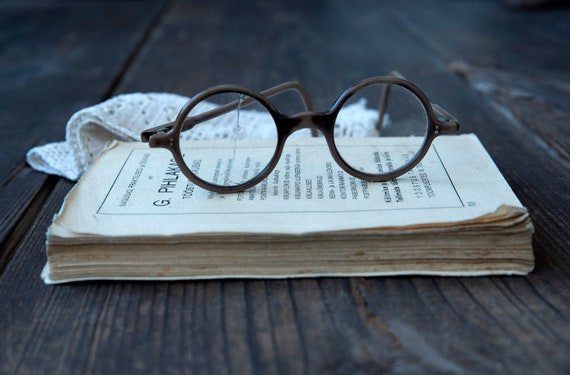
1 0 569 374
0 1 165 183
0 170 56 273
388 0 570 77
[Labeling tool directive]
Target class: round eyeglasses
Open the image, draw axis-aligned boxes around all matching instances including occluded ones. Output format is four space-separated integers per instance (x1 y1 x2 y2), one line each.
141 73 459 194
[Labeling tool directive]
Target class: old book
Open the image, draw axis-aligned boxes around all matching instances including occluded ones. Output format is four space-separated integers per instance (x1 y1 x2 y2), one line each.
42 134 534 284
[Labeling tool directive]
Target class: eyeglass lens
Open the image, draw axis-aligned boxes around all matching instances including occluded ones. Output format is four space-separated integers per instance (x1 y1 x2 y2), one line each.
334 83 428 175
179 92 278 187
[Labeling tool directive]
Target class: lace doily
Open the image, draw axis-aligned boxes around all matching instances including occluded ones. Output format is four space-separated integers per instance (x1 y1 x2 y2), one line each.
26 93 379 180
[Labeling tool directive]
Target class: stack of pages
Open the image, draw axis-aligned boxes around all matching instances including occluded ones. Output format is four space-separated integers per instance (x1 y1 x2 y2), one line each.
42 134 534 283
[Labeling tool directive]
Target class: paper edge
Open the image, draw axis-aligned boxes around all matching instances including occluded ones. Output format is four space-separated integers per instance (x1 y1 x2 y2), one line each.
41 262 534 285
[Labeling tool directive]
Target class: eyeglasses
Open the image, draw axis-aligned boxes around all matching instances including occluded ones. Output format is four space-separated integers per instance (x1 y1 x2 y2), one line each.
141 72 459 194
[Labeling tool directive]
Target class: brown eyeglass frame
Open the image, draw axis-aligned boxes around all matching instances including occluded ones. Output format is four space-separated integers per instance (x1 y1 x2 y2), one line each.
141 72 460 194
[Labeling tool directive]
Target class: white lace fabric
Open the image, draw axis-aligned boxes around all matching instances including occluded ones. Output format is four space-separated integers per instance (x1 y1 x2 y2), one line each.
26 93 378 181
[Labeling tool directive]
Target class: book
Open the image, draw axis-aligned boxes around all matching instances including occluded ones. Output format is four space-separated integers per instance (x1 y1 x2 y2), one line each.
42 134 534 284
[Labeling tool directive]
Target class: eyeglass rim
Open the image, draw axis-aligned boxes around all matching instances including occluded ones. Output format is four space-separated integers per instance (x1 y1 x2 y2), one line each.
147 76 459 193
325 76 444 183
168 86 284 193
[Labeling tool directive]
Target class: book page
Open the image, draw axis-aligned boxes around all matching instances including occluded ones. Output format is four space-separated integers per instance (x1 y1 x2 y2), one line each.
52 134 524 236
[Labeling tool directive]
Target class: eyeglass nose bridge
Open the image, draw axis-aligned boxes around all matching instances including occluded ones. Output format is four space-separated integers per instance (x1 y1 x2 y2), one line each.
284 111 332 138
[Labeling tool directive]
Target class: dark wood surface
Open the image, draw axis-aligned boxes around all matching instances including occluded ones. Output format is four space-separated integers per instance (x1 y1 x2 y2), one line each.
1 0 569 373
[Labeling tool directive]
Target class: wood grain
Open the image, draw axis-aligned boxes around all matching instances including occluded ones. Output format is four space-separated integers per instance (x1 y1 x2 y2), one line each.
0 2 165 181
1 0 569 373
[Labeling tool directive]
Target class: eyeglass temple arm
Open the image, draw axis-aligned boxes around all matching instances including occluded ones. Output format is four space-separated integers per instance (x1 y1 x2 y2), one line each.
376 71 404 131
141 82 313 142
261 81 314 111
376 71 459 134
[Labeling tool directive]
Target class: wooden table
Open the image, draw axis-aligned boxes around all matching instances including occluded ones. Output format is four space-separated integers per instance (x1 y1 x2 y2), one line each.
2 1 569 373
